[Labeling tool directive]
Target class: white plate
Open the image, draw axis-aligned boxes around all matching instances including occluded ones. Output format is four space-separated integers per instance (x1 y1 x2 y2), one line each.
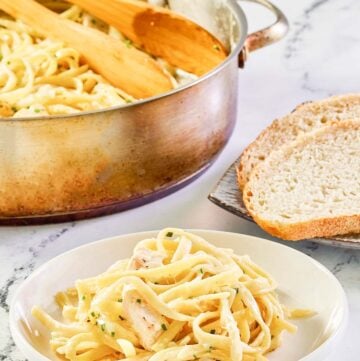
10 230 348 361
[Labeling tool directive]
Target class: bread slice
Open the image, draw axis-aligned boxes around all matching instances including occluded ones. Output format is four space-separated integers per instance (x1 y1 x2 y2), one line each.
237 94 360 190
243 120 360 241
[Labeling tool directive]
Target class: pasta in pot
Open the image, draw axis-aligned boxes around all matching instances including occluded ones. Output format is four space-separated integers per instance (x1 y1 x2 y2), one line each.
32 228 314 361
0 1 195 118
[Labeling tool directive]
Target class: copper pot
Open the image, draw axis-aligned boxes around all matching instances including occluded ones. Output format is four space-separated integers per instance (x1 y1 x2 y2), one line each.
0 0 288 224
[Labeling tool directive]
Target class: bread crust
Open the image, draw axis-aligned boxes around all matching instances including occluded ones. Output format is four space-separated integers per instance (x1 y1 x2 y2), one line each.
248 210 360 241
237 93 360 190
237 116 285 189
243 119 360 241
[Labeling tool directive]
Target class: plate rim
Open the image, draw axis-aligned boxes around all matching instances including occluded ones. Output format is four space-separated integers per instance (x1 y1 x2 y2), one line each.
10 229 349 361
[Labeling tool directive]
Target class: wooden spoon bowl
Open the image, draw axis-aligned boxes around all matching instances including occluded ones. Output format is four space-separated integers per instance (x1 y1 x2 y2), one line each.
67 0 228 76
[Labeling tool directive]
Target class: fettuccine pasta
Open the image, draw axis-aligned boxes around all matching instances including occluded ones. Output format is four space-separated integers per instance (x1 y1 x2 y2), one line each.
0 1 195 118
33 229 313 361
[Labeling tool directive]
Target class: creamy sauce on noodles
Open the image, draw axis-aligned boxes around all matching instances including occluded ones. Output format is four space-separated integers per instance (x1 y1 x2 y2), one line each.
32 229 314 361
0 1 195 118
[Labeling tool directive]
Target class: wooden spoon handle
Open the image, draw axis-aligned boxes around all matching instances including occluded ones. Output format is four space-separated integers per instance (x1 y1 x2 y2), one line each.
0 0 173 98
67 0 228 76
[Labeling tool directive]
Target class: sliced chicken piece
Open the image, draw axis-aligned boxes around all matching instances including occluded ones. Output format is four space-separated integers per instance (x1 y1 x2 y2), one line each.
129 248 165 270
13 104 49 118
122 287 167 350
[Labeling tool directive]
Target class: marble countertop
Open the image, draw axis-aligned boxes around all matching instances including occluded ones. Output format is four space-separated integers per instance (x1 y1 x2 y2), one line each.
1 0 359 360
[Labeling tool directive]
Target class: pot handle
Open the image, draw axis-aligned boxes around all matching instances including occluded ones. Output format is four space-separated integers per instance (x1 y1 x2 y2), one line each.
237 0 289 67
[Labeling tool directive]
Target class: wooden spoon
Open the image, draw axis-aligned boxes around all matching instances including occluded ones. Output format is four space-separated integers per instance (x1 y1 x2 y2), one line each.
0 0 173 98
66 0 228 76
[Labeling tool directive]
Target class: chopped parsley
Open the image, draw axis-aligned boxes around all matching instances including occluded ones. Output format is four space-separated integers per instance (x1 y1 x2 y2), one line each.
213 44 221 51
124 39 133 48
117 298 123 303
136 298 142 304
210 329 216 334
161 323 167 331
111 331 115 337
166 231 173 237
82 295 86 301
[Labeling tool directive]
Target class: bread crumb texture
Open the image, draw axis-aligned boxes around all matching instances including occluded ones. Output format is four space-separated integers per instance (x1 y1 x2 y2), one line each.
244 120 360 240
238 94 360 189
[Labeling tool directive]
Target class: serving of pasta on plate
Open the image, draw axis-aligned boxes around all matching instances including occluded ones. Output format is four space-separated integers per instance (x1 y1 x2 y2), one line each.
32 229 313 361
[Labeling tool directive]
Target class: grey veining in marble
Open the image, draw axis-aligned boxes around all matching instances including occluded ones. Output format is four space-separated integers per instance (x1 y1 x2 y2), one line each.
0 224 76 360
284 0 360 96
1 0 360 360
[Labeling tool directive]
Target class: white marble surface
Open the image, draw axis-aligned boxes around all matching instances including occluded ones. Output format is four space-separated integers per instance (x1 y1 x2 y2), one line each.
1 0 360 359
